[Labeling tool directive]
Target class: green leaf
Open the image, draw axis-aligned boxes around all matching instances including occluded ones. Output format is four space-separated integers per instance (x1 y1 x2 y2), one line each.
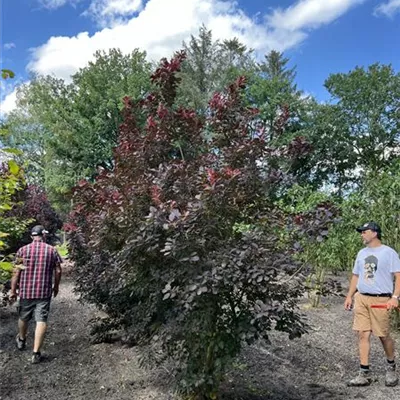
0 261 14 272
8 159 20 175
1 69 15 79
3 148 23 156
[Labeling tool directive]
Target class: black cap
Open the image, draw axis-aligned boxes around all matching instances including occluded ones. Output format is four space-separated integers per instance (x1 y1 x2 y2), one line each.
31 225 49 236
356 221 381 234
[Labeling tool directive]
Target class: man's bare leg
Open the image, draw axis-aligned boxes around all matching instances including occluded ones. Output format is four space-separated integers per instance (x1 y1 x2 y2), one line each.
380 335 395 360
18 319 28 340
33 322 47 353
380 335 398 386
348 330 372 386
359 330 371 365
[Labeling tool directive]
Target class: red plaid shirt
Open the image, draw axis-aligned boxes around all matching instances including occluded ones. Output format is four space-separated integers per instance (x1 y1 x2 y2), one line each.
16 241 62 299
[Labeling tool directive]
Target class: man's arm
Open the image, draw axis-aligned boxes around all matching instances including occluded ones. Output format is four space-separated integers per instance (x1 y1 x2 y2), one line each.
52 248 63 298
387 251 400 309
10 252 24 302
393 272 400 298
344 274 359 310
386 272 400 310
10 267 21 302
53 263 62 297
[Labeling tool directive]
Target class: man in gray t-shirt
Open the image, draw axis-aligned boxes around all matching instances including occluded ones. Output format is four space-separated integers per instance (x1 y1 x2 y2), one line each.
353 245 400 295
344 222 400 387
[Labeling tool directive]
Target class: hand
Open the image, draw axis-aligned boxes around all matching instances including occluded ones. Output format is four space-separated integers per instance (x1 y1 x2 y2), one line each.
53 286 59 298
9 292 17 304
344 295 353 310
387 297 399 310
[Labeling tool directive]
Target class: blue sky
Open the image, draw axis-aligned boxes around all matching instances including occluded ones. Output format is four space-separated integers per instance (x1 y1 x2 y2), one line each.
1 0 400 114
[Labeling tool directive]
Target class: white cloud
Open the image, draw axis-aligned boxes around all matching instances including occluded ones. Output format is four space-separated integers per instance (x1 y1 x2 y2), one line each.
374 0 400 17
0 90 18 117
4 42 16 50
85 0 143 27
1 0 365 115
38 0 78 9
267 0 365 31
38 0 143 26
0 83 18 118
27 0 365 83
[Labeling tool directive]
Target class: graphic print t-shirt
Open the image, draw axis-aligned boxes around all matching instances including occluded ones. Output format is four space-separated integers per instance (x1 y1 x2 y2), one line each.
353 245 400 294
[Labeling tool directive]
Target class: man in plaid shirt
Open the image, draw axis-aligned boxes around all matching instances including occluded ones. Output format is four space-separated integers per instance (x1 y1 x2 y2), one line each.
10 225 62 364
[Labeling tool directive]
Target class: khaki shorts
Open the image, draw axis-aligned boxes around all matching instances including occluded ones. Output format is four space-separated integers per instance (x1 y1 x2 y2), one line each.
353 293 391 337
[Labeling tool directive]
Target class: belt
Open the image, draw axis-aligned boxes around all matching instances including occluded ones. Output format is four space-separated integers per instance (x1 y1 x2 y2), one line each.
359 293 391 297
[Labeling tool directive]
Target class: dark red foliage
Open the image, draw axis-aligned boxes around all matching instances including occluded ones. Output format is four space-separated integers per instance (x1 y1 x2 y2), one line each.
67 51 334 398
7 185 63 250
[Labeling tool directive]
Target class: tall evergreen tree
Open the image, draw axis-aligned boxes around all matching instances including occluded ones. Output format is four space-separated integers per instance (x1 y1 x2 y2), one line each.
177 25 256 112
247 50 315 184
260 50 296 82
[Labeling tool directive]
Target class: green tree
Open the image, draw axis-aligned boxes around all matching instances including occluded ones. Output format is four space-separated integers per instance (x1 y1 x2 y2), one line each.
177 26 256 112
0 152 30 287
248 51 309 140
5 49 152 211
246 50 317 187
260 50 296 81
0 70 28 287
347 161 400 251
307 64 400 193
5 111 49 186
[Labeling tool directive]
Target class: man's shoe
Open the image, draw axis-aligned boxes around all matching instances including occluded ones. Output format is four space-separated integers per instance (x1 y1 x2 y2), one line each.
31 352 41 364
385 365 398 387
15 335 26 351
347 371 372 387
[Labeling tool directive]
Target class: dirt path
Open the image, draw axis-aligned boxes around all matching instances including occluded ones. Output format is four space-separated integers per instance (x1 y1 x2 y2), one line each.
1 280 400 400
222 295 400 400
0 280 172 400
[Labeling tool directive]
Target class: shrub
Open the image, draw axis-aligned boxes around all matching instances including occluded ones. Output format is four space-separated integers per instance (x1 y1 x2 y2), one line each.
0 160 30 293
68 52 335 399
5 184 63 252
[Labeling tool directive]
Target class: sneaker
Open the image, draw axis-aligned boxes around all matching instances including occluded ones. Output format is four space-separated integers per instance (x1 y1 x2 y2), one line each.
31 352 41 364
15 335 26 351
347 371 372 387
385 365 398 387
